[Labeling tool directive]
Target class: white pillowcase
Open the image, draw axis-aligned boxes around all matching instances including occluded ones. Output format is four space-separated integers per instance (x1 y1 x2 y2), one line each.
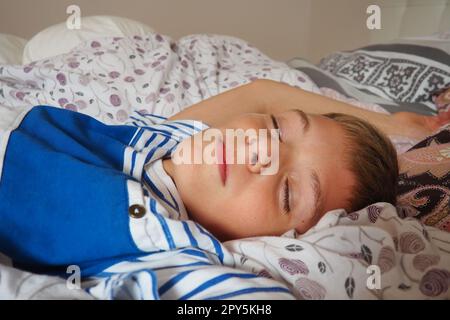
0 33 27 65
23 15 155 64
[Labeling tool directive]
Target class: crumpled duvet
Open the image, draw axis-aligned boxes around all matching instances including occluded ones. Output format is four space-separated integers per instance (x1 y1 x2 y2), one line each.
0 32 318 124
226 203 450 299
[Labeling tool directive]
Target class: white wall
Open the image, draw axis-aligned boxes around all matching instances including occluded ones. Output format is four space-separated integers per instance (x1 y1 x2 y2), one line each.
0 0 448 63
0 0 312 61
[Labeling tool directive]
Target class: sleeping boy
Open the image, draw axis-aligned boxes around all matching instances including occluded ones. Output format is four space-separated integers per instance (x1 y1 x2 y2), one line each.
0 79 447 276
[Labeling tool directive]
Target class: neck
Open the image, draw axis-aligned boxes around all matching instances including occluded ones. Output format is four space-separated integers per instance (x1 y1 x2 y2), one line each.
162 158 175 180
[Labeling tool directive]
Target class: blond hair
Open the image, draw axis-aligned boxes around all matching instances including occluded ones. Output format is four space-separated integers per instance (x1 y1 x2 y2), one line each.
323 113 399 212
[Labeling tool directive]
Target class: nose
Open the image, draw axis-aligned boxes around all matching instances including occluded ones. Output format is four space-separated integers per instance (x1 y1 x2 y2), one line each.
247 153 272 174
245 135 272 174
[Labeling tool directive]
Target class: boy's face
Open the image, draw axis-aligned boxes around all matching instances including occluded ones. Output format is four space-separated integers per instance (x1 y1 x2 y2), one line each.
163 110 356 241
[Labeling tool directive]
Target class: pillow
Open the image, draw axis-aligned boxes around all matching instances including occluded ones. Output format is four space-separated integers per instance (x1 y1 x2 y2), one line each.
23 15 155 64
0 33 27 65
316 43 450 114
396 124 450 232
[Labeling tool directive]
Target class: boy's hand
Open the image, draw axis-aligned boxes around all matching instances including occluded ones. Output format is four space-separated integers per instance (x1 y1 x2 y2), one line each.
392 109 450 140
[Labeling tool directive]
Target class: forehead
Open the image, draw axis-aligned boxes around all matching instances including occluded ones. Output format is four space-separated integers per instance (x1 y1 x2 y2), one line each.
294 113 349 154
290 113 356 213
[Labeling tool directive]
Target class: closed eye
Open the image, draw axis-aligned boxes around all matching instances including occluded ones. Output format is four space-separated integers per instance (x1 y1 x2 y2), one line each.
283 178 290 214
270 114 282 141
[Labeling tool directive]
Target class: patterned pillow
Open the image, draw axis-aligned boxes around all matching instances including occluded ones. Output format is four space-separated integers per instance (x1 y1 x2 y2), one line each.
396 125 450 232
316 43 450 115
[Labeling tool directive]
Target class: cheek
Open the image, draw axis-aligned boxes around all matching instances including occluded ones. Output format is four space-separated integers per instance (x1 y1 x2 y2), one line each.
294 209 316 234
183 164 214 195
227 182 272 222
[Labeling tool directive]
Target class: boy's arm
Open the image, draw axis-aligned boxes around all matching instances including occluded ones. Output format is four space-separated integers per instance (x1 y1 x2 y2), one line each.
169 79 447 139
168 80 265 124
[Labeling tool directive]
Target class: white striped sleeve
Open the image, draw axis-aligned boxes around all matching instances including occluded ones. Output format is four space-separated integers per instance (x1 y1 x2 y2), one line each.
87 250 294 300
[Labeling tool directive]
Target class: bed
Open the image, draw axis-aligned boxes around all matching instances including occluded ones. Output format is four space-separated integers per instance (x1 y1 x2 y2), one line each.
0 14 449 300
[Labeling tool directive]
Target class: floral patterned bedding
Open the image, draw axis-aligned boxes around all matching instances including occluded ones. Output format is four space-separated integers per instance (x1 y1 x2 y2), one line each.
226 202 450 299
0 31 449 299
397 125 450 232
0 32 318 124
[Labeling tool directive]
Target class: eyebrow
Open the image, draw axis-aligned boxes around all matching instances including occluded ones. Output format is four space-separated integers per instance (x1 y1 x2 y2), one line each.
310 170 325 220
291 109 310 132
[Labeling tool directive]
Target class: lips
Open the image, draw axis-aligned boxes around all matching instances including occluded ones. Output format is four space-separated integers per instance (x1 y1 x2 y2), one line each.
218 140 227 185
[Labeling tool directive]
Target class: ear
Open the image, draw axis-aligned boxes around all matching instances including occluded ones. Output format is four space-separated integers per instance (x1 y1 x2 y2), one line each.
437 109 450 125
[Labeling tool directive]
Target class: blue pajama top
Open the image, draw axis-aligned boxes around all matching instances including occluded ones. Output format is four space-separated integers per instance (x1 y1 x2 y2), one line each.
0 105 293 299
0 105 222 275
